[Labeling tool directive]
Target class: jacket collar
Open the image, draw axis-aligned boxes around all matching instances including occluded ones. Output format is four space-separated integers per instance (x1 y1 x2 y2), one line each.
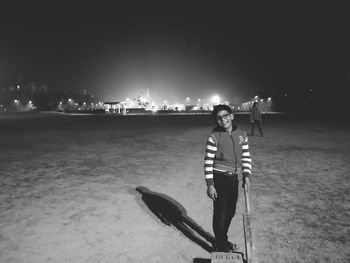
212 124 237 132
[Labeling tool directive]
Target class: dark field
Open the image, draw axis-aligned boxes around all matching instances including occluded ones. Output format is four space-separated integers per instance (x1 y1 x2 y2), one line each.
0 112 349 263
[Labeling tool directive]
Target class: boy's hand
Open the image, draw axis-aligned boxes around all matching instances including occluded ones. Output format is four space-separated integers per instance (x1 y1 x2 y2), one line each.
207 185 217 201
242 174 250 188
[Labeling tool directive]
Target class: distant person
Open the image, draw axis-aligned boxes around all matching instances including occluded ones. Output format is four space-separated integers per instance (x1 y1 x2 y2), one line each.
249 101 263 137
204 104 252 252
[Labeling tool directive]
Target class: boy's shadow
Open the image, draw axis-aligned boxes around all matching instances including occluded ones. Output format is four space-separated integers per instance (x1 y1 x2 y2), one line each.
134 186 215 253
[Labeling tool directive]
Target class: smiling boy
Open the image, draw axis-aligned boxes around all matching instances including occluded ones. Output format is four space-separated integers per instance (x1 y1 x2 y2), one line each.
204 104 252 252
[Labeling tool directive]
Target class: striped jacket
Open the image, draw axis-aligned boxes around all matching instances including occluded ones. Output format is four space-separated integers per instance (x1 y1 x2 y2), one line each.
204 126 252 186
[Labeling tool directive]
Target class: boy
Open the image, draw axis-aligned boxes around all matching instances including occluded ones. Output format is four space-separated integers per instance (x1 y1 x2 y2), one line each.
204 104 252 252
250 101 263 137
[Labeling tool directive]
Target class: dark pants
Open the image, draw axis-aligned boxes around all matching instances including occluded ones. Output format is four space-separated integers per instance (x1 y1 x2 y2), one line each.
251 120 263 136
213 172 239 251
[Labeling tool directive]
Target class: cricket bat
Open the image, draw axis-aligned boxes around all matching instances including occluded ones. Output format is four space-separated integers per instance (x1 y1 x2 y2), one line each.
243 178 257 263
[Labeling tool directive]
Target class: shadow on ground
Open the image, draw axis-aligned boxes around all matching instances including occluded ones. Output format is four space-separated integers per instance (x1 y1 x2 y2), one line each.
134 186 215 253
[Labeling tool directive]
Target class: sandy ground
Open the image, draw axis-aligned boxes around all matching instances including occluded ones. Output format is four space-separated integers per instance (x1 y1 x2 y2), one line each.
0 112 349 263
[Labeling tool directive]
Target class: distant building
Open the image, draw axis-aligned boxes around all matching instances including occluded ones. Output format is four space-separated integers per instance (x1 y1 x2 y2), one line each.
103 102 124 114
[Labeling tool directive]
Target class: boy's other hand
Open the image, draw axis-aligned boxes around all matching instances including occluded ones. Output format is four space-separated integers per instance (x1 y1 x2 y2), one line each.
207 185 217 201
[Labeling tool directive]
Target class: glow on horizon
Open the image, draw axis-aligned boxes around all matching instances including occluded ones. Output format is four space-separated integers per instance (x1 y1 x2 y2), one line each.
107 86 230 107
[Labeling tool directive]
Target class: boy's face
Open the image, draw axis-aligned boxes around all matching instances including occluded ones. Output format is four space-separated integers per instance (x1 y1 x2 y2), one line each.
216 110 234 131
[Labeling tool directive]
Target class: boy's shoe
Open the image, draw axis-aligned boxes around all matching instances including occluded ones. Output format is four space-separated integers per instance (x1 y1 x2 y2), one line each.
213 242 239 253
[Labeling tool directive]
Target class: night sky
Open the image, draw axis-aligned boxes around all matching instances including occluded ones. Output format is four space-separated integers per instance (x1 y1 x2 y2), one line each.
1 1 349 105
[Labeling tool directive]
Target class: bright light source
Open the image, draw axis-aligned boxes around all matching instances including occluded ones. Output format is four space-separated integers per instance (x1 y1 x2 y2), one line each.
212 95 221 105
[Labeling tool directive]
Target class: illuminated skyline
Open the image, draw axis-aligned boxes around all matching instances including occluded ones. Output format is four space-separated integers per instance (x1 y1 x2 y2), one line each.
1 1 349 107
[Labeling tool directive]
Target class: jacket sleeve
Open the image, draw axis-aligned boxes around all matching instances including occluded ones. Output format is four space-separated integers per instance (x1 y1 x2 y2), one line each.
241 133 252 177
204 135 217 186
